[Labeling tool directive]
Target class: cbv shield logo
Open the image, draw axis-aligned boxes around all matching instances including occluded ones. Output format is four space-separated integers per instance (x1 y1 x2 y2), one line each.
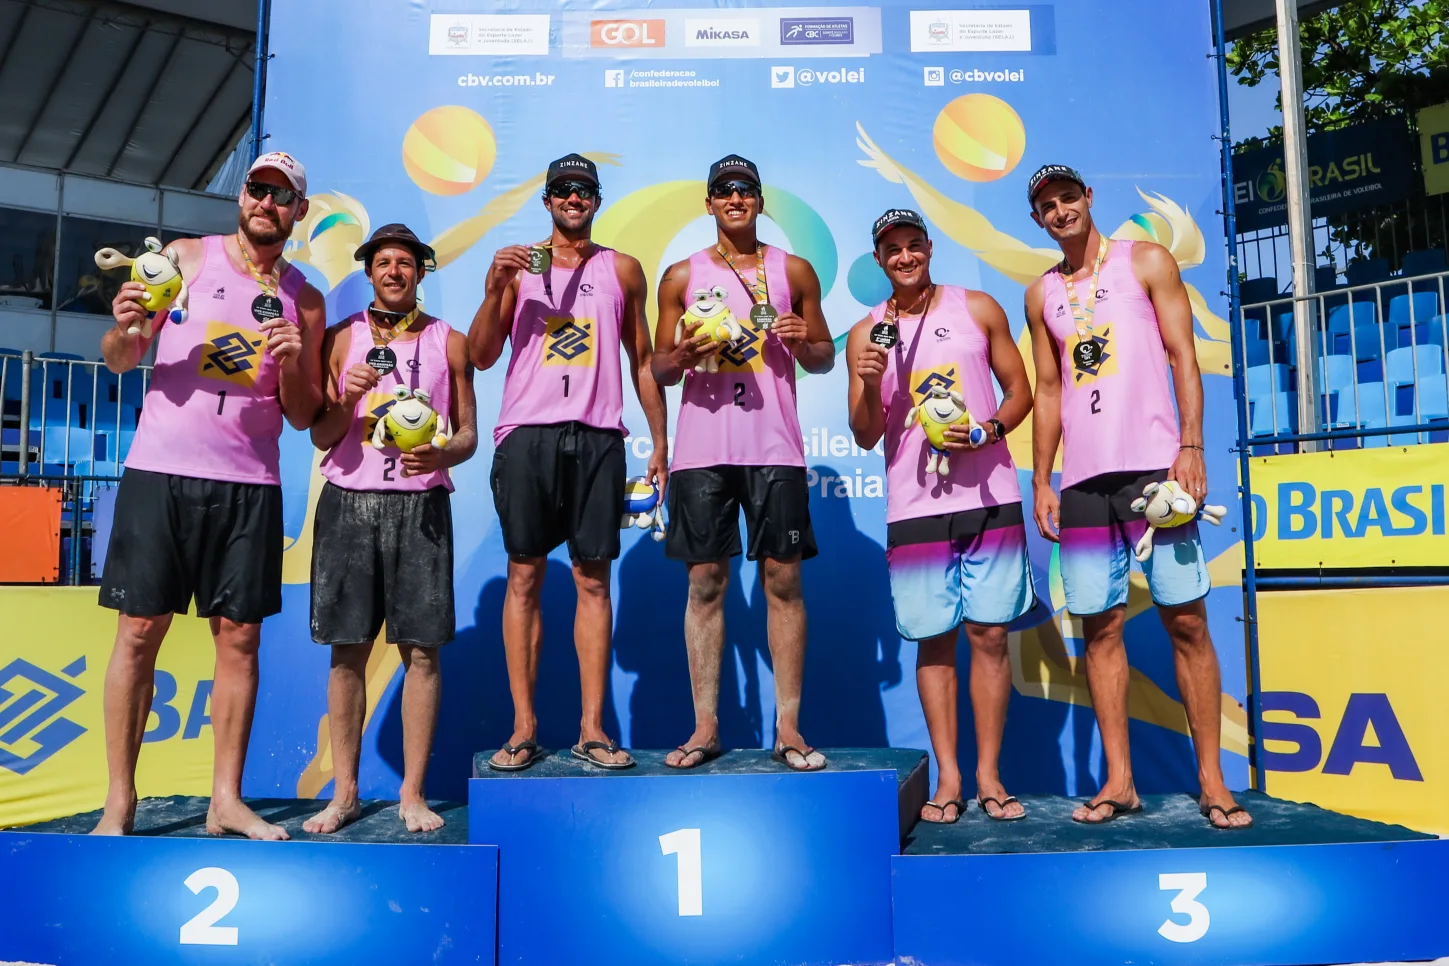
0 657 87 775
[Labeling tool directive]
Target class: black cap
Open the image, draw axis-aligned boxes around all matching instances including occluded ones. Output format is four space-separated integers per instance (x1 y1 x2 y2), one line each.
708 155 761 188
355 223 437 271
872 208 928 246
547 153 599 187
1027 164 1086 206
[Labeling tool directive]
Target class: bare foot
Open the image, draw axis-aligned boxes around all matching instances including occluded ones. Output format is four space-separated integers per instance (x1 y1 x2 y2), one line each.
976 774 1026 820
1071 781 1141 824
774 728 826 771
89 795 137 836
302 798 361 835
489 731 539 769
206 797 290 841
1200 788 1253 829
399 800 445 833
664 728 720 768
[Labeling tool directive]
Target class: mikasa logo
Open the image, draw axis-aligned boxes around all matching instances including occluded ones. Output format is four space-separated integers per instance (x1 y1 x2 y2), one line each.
685 18 760 46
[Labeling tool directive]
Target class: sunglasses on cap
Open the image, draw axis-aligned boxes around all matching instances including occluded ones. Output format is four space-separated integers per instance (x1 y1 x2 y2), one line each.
245 181 299 206
546 180 598 201
709 180 761 200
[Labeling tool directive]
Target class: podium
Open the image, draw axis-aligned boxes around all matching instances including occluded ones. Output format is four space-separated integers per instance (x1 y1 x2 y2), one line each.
470 748 926 966
0 797 498 966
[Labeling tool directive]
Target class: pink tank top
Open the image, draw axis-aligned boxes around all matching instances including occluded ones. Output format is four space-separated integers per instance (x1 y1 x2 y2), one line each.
124 234 298 485
320 313 454 492
1040 240 1180 489
670 246 805 471
494 247 626 445
876 286 1021 523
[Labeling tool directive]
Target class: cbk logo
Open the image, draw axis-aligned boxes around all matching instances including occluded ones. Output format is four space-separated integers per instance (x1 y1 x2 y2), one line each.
0 657 88 775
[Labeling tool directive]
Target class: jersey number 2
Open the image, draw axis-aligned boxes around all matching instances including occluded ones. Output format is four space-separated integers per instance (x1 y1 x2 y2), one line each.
1090 389 1101 414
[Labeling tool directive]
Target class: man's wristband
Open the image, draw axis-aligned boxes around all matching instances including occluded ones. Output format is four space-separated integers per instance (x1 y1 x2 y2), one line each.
1180 444 1203 451
987 418 1006 443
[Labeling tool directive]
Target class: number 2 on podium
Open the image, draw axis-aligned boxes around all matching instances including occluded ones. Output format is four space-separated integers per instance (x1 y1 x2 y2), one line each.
659 828 702 917
180 867 240 946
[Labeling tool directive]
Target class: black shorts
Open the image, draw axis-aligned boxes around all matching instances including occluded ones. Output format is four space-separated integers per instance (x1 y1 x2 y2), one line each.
665 465 817 563
491 422 625 561
98 468 283 623
310 483 455 647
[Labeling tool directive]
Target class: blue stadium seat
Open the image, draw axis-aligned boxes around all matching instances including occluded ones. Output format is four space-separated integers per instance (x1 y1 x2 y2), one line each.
1400 318 1448 349
1349 323 1389 382
1419 373 1449 419
1317 355 1354 395
1315 265 1341 291
1239 278 1280 304
1400 249 1447 279
1246 363 1290 401
1327 300 1377 334
1387 412 1424 446
1388 292 1441 330
1386 344 1445 387
1250 390 1298 436
1244 334 1270 368
1346 257 1391 287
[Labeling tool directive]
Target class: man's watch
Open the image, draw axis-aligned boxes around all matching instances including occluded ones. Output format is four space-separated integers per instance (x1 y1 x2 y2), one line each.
987 418 1006 443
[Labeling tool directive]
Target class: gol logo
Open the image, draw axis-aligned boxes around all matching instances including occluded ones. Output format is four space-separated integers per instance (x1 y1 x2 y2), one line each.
592 19 665 47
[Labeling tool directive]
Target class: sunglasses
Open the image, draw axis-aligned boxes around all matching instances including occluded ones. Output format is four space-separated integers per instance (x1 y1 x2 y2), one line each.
245 181 299 206
709 180 761 200
547 181 598 201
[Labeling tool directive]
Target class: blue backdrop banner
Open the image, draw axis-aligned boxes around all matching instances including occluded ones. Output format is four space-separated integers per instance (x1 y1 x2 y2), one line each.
253 0 1246 805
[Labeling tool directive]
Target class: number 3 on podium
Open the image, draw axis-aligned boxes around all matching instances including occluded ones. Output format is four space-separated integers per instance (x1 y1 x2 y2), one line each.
659 828 703 917
1157 872 1209 943
180 867 240 946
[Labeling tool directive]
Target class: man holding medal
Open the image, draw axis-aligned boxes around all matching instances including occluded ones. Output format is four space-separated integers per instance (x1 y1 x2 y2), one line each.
468 154 668 771
652 155 835 771
1025 165 1251 829
304 224 477 834
846 209 1034 823
93 151 325 838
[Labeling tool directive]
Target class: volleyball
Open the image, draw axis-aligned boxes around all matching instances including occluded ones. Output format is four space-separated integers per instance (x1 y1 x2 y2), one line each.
402 106 497 196
932 94 1026 182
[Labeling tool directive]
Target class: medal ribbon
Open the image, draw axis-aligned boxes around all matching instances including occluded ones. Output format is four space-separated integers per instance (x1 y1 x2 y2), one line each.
538 241 595 306
717 243 769 310
237 233 282 296
367 304 422 348
884 284 934 329
1062 236 1109 340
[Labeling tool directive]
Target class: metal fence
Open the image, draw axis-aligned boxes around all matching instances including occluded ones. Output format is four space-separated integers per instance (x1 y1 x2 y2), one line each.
1238 268 1449 450
2 351 151 585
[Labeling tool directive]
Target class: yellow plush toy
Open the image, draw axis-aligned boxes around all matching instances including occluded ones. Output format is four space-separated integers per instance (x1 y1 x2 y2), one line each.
93 236 188 338
904 386 987 476
676 285 743 373
372 386 450 453
1129 480 1228 561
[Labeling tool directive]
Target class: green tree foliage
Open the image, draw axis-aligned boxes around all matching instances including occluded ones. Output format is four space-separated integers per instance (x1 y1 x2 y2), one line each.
1228 0 1449 150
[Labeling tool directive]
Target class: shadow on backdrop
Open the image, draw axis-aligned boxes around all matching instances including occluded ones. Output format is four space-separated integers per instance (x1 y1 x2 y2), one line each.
376 557 621 799
798 467 900 748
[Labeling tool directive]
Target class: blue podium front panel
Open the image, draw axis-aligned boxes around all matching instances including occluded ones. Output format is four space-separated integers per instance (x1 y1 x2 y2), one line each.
470 769 898 966
0 832 498 965
892 839 1449 966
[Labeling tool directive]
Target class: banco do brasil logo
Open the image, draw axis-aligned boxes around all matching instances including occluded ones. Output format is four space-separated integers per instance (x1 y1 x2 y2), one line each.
0 657 87 775
1258 159 1287 203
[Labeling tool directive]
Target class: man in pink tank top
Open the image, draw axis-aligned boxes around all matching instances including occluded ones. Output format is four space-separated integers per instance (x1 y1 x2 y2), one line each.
847 209 1034 823
1025 165 1251 829
653 156 835 771
468 154 668 771
303 224 477 835
95 151 327 838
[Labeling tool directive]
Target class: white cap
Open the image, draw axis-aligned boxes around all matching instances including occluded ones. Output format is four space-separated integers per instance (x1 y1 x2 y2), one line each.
246 151 307 197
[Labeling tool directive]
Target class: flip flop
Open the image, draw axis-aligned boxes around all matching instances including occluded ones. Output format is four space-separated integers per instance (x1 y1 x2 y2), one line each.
665 743 723 770
977 795 1026 822
772 744 827 772
1201 802 1253 829
487 739 542 772
920 799 966 824
571 740 636 770
1072 799 1143 824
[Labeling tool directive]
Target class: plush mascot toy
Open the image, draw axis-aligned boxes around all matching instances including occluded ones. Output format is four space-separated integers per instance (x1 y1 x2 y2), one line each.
676 285 743 374
93 236 188 337
1129 480 1227 561
372 385 450 453
904 386 988 476
621 476 665 541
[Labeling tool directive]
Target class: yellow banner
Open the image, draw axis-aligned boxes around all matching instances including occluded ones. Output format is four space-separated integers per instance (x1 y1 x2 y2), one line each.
1419 101 1449 197
1247 443 1449 569
0 587 215 827
1259 586 1449 834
